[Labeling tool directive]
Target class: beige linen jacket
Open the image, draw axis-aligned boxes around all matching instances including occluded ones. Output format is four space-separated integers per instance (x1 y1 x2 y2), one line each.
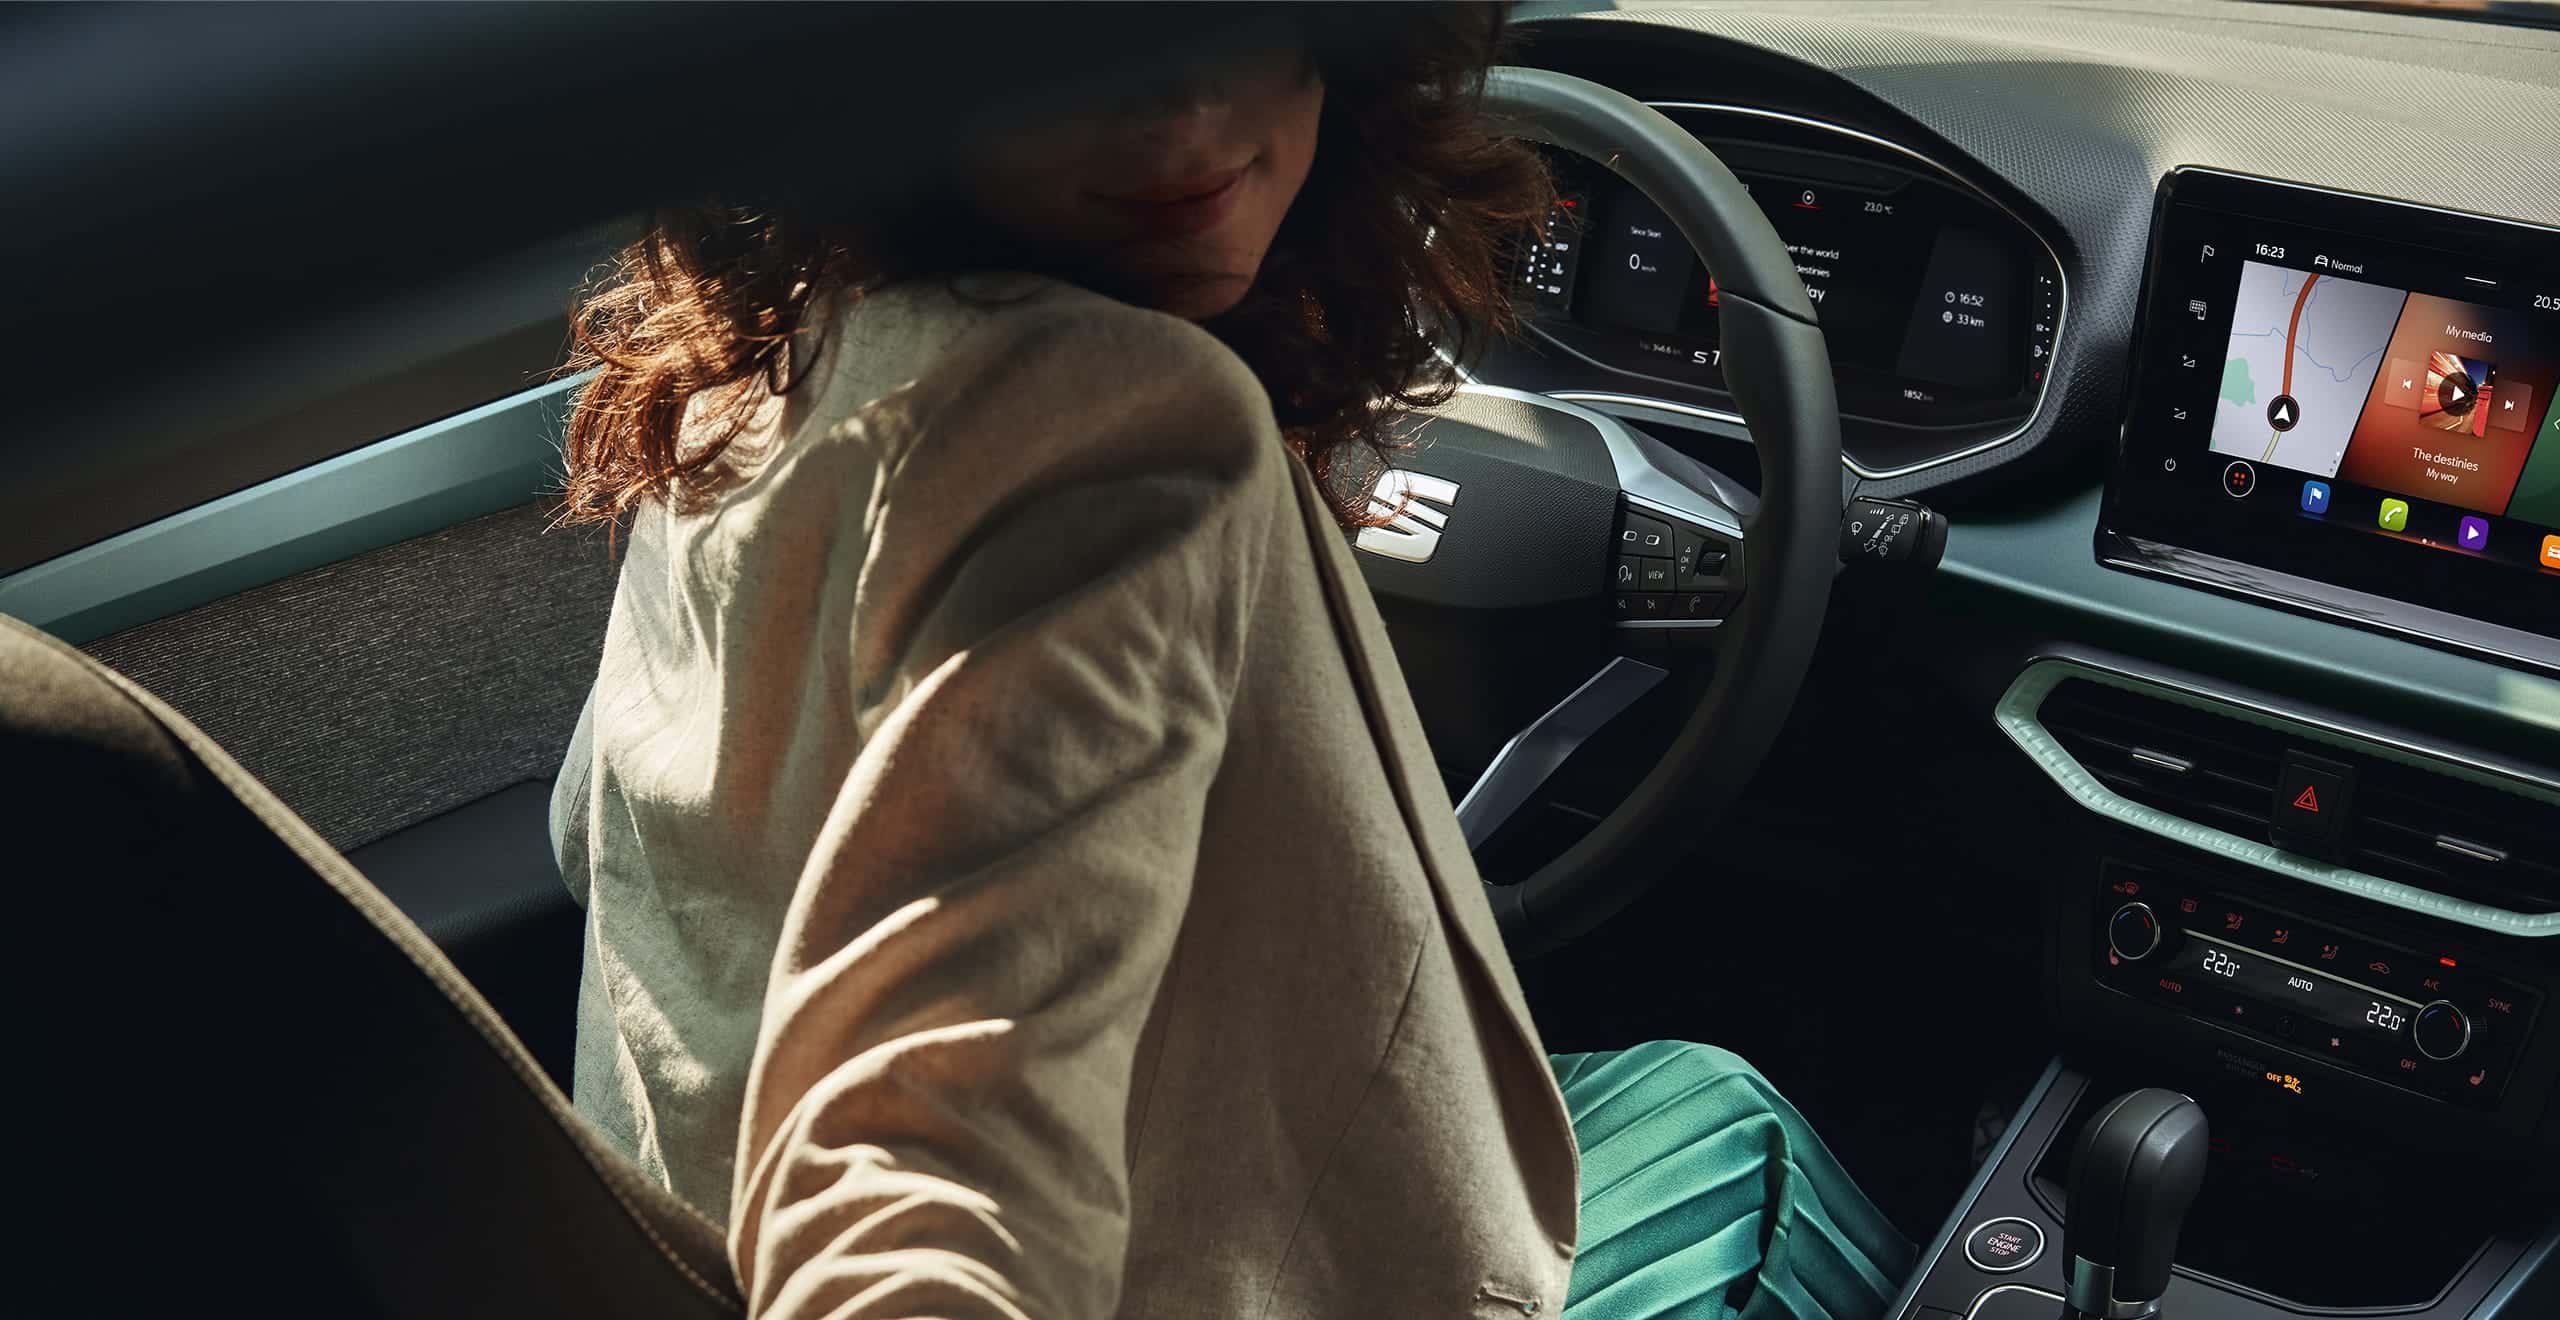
551 273 1581 1319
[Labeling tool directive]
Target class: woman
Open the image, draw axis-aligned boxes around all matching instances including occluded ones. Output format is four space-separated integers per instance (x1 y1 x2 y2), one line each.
548 6 1908 1317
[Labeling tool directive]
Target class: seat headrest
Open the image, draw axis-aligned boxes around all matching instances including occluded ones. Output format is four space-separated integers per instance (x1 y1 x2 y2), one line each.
0 611 203 863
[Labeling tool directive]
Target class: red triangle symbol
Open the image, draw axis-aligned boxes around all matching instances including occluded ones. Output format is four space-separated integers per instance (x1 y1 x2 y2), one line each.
2292 784 2321 813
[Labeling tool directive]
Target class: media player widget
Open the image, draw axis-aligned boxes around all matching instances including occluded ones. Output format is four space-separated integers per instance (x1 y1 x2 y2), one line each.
2336 293 2552 517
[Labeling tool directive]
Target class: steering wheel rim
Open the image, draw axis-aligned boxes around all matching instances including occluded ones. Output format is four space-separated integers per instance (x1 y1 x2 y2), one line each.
1461 69 1844 954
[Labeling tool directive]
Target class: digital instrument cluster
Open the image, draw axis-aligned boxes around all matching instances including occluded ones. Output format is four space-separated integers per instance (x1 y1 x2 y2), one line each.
1514 107 2063 477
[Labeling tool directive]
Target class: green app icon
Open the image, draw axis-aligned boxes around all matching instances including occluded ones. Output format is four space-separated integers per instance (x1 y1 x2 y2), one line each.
2378 498 2410 532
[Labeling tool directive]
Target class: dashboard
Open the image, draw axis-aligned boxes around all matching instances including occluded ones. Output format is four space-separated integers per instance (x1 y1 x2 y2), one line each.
1490 4 2560 1311
1498 0 2560 676
1529 133 2560 656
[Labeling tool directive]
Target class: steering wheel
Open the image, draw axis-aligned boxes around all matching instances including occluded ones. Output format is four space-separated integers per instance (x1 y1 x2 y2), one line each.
1354 69 1842 956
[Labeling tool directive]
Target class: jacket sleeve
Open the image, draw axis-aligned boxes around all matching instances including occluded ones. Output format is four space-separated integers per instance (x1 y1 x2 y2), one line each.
727 297 1291 1320
548 688 596 909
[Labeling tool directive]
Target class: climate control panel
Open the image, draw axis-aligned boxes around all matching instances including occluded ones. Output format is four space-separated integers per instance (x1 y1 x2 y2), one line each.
2092 861 2541 1110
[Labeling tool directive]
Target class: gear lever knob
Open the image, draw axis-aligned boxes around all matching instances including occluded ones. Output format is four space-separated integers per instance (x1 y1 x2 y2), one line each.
2063 1088 2209 1320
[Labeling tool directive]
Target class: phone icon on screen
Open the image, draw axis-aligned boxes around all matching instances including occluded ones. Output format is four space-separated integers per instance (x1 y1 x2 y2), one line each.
2378 498 2410 533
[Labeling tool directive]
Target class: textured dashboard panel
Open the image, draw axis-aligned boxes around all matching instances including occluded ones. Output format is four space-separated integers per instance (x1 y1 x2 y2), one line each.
1518 0 2560 495
81 500 618 852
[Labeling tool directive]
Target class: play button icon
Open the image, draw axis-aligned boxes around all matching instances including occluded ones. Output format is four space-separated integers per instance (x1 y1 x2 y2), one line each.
2440 373 2473 414
2460 516 2490 551
2267 394 2299 431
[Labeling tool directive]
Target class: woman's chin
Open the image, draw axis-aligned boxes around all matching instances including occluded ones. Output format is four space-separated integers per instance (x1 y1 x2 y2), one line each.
1129 270 1256 321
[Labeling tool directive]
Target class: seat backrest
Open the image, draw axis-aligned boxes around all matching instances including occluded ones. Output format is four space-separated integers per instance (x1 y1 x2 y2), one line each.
2 611 742 1318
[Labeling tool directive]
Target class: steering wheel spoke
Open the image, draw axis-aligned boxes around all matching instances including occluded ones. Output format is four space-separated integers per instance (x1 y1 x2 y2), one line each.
1454 654 1667 852
1580 391 1754 663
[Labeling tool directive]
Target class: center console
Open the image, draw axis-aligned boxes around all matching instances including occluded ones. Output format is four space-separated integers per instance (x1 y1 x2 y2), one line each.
1895 620 2560 1317
1889 1059 2557 1320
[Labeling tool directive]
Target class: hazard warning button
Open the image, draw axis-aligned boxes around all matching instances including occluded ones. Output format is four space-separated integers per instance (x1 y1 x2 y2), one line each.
2271 751 2354 860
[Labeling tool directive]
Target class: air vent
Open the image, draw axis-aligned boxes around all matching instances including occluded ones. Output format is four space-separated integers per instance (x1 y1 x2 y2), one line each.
2356 758 2560 916
2038 679 2283 840
2037 677 2560 914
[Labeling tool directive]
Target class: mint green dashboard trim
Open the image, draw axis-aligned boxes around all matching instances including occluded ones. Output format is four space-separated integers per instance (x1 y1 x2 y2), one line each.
0 374 585 646
1997 657 2560 937
1934 485 2560 751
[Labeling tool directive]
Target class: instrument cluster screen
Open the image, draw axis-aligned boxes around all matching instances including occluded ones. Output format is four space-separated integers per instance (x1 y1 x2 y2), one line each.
1519 133 2059 443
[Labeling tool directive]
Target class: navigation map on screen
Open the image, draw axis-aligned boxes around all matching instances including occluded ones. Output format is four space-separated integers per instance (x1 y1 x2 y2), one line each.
2207 261 2401 477
2205 260 2560 523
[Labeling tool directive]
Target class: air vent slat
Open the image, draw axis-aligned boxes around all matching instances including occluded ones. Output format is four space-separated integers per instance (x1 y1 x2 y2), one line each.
2352 845 2450 884
2090 767 2271 837
2042 695 2286 784
2197 768 2268 798
2364 782 2560 858
2039 677 2559 915
2358 816 2444 848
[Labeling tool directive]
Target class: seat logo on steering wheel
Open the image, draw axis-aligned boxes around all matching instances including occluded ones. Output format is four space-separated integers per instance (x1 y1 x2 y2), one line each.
1353 469 1461 565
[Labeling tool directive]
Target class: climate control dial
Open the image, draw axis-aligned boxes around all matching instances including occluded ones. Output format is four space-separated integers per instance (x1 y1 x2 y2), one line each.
2108 902 2163 962
2413 1000 2472 1061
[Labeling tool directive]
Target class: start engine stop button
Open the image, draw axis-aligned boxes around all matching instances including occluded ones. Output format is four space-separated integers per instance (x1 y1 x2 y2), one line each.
1964 1217 2044 1273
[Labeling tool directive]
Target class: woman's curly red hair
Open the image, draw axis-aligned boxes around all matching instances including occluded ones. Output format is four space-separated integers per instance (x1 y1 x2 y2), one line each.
556 3 1550 535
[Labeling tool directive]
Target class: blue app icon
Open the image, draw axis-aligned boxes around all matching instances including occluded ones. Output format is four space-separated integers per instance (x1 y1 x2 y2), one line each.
2299 480 2331 515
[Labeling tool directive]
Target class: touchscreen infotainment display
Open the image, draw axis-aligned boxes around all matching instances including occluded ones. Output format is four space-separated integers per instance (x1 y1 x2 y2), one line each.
2202 268 2554 522
2103 168 2560 664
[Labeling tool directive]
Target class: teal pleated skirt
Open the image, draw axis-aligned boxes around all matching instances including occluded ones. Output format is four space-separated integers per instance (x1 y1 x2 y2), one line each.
1551 1041 1914 1319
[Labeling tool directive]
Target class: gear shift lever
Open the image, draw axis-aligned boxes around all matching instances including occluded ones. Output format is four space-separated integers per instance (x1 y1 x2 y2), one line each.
2063 1089 2209 1319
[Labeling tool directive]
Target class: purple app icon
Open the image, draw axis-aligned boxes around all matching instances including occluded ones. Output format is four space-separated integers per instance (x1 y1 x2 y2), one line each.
2458 516 2490 552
